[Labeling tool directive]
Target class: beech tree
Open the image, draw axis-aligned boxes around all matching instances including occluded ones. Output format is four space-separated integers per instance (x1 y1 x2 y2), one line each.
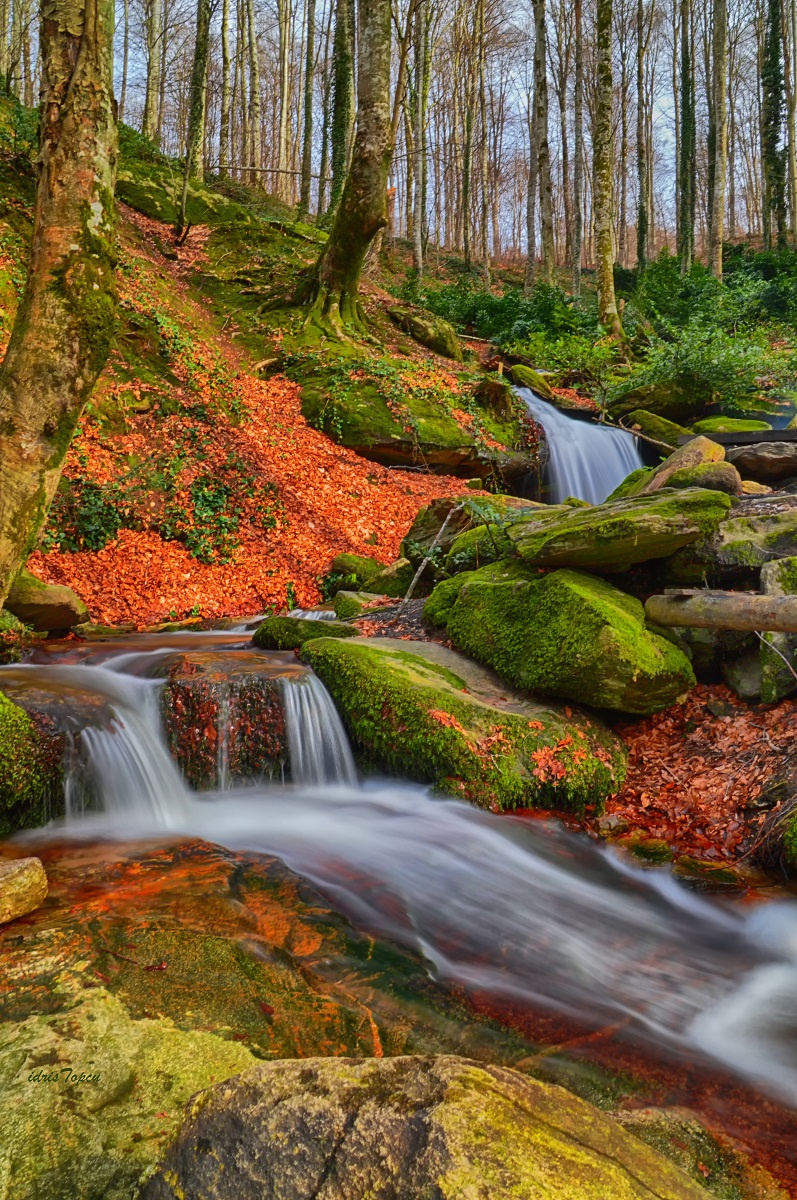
593 0 624 339
0 0 117 608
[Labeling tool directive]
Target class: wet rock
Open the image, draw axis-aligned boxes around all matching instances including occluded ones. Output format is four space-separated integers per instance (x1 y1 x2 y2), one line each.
332 590 389 619
252 615 356 650
510 362 556 400
663 495 797 586
361 556 416 598
727 442 797 482
425 561 695 715
302 634 626 813
326 552 384 593
401 494 544 568
0 693 62 836
607 466 656 500
5 569 89 632
0 856 47 924
387 305 463 361
608 379 707 424
507 488 731 574
142 1055 707 1200
721 650 763 703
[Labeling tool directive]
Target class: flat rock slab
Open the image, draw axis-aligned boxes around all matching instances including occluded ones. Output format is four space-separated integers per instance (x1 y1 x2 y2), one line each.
507 489 731 573
141 1055 707 1200
0 856 47 924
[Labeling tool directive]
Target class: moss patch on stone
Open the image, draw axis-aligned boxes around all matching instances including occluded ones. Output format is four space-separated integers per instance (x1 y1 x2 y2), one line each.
444 524 514 574
302 636 626 814
624 410 692 449
362 557 416 598
0 693 61 836
428 561 695 715
692 417 773 434
606 466 657 501
251 615 356 650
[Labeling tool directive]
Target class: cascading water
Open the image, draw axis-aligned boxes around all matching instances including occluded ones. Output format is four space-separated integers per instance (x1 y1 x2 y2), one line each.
516 385 644 504
3 633 797 1105
287 608 339 621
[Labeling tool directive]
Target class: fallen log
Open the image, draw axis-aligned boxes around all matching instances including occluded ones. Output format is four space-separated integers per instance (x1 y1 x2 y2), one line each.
645 590 797 633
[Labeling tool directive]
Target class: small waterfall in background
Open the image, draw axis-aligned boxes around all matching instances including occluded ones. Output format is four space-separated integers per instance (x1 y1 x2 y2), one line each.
516 386 643 504
279 674 357 787
288 608 339 621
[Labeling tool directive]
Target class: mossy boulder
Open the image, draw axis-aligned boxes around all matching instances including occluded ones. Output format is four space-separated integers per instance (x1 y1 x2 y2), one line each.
638 436 725 494
251 615 356 651
608 379 708 424
402 494 545 568
473 374 516 419
0 693 61 836
387 305 463 361
506 489 731 574
663 496 797 585
361 557 416 598
666 460 743 497
759 557 797 703
142 1055 707 1200
692 416 773 434
444 524 514 574
325 552 384 594
510 362 555 400
116 154 257 228
426 562 696 715
332 590 389 619
5 568 88 631
624 410 692 450
302 636 626 813
606 466 656 501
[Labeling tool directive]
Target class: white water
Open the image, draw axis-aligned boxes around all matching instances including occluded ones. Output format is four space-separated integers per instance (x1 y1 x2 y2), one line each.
288 608 339 621
3 638 797 1106
517 386 643 504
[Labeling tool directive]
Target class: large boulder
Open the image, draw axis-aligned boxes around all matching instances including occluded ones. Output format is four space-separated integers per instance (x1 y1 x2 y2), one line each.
387 305 464 361
141 1055 707 1200
638 436 725 494
624 410 692 450
302 635 626 813
510 362 556 400
727 441 797 483
0 857 47 924
607 379 707 424
252 615 356 650
5 569 88 632
0 692 61 836
506 489 731 574
360 556 416 598
663 495 797 585
692 416 772 434
425 562 695 715
401 494 545 568
325 552 384 593
665 460 743 497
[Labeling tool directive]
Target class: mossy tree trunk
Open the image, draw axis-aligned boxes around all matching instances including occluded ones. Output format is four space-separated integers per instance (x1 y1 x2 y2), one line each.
708 0 727 277
677 0 695 272
304 0 393 335
323 0 355 224
533 0 554 284
178 0 211 232
0 0 117 609
297 0 316 216
593 0 624 340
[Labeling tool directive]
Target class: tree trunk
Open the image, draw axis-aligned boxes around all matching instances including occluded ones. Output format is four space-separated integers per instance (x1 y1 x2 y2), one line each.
636 0 649 269
412 0 426 275
219 0 232 178
0 0 117 607
324 0 356 223
709 0 727 276
119 0 129 122
763 0 787 248
178 0 211 228
142 0 162 143
524 90 539 293
594 0 624 338
573 0 583 294
533 0 555 282
477 0 490 285
678 0 695 271
246 0 262 185
277 0 291 200
298 0 316 215
304 0 392 334
646 590 797 633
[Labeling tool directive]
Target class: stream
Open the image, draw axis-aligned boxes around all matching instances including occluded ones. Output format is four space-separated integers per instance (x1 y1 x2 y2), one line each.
3 628 797 1108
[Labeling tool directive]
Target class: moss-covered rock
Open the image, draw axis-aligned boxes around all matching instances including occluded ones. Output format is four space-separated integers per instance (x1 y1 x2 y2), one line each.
510 362 555 400
0 693 61 836
624 410 692 449
387 305 464 361
666 460 743 497
608 379 708 424
332 590 390 619
361 557 416 598
692 417 773 434
639 436 726 494
302 635 626 812
5 568 88 631
473 374 516 419
251 615 356 650
142 1055 707 1200
427 561 695 715
444 523 514 574
759 557 797 703
402 494 546 569
507 489 731 574
324 552 384 594
606 466 656 501
663 496 797 586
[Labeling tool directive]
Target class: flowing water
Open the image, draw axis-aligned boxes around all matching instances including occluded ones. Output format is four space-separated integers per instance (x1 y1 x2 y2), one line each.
3 631 797 1107
517 386 644 504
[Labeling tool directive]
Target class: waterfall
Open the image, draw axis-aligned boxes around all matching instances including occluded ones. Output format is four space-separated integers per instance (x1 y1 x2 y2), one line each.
279 674 357 787
517 386 643 504
288 608 339 621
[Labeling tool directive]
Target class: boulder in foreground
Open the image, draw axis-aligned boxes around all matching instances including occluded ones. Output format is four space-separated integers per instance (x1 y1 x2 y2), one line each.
0 857 47 924
5 569 88 632
141 1054 707 1200
302 635 626 813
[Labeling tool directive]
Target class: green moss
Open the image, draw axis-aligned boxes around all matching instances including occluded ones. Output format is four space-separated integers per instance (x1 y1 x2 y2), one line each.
430 562 695 715
444 524 514 575
665 461 742 496
692 416 772 433
323 552 384 595
0 692 61 835
332 590 389 619
605 467 656 501
510 363 555 400
362 557 416 598
302 636 626 815
624 410 692 449
251 615 355 650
